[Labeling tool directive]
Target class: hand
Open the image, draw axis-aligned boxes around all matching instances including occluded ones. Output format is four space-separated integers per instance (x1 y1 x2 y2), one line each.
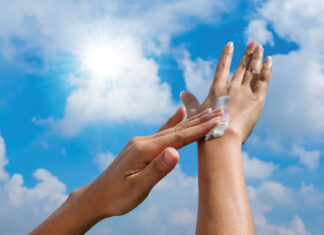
180 41 272 143
69 107 223 219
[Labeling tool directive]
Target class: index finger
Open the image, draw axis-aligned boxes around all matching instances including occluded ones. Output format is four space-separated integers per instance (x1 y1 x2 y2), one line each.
147 116 221 159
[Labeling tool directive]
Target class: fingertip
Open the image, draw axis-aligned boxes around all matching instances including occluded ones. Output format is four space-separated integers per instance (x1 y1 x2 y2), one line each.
208 116 222 127
180 91 188 103
179 106 186 113
225 41 234 50
177 106 186 119
213 107 224 116
264 56 272 67
254 44 263 53
247 40 258 50
163 147 180 166
180 91 185 99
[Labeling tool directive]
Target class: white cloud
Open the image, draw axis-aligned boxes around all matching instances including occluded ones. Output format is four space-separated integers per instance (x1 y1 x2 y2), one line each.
0 0 237 136
291 146 321 170
168 209 196 226
51 35 178 137
176 49 216 102
242 152 278 179
0 136 9 181
0 135 67 234
254 181 295 205
249 181 324 212
254 215 310 235
247 135 284 154
247 181 324 235
95 151 116 172
245 19 274 46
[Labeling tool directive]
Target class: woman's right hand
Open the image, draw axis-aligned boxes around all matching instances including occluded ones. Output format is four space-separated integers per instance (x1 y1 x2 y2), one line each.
69 107 223 219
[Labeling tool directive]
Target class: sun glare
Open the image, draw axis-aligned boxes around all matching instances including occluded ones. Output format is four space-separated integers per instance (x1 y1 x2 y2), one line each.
81 41 124 77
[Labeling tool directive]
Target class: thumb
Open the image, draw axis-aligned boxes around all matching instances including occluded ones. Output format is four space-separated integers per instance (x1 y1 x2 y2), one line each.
180 91 200 117
140 148 179 190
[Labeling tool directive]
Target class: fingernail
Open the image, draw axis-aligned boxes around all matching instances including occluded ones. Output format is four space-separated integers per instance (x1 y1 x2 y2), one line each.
254 44 263 53
208 116 221 125
225 41 234 49
176 106 185 114
163 148 179 165
209 109 222 118
265 56 272 66
180 91 185 99
247 40 257 50
200 108 212 116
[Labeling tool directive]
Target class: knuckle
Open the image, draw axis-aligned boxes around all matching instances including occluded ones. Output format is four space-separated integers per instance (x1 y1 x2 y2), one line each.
174 125 184 132
129 137 140 144
175 130 187 147
260 72 270 82
250 93 258 101
217 62 227 71
258 95 266 103
238 63 248 71
129 137 145 152
247 67 259 75
133 142 145 152
199 115 209 123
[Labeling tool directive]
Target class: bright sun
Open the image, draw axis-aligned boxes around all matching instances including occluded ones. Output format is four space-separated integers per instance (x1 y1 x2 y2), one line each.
80 41 124 77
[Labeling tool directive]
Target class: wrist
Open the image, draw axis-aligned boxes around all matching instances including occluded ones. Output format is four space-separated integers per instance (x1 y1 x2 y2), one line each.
66 185 108 228
198 126 242 148
223 125 244 145
29 187 105 235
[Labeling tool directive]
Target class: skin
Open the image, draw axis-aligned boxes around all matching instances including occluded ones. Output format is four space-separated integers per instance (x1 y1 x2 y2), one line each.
29 107 223 235
180 41 272 234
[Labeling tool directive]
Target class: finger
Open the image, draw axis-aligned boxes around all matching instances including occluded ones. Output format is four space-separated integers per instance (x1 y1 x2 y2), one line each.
158 106 186 132
149 116 221 154
177 108 223 130
139 147 179 190
231 41 258 84
153 108 223 139
254 56 273 98
147 108 212 141
242 44 264 88
180 91 200 117
211 41 234 86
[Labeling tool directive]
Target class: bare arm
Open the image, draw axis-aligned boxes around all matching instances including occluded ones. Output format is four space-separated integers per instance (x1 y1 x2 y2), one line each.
29 107 222 235
181 41 272 234
196 133 253 234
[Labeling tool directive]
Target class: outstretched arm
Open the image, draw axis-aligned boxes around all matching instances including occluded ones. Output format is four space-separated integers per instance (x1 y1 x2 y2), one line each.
181 41 272 234
29 107 222 235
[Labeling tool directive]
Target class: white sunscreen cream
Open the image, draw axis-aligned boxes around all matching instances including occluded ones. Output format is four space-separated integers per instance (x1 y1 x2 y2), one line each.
205 96 230 140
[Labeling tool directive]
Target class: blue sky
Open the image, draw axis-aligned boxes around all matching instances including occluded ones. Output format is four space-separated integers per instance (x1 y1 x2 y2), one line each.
0 0 323 234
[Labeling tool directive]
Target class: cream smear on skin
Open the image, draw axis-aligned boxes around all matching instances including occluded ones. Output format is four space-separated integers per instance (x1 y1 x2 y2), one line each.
205 96 230 140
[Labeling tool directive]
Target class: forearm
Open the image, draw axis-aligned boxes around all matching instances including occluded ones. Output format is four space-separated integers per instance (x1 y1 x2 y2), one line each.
29 186 104 235
196 132 254 235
